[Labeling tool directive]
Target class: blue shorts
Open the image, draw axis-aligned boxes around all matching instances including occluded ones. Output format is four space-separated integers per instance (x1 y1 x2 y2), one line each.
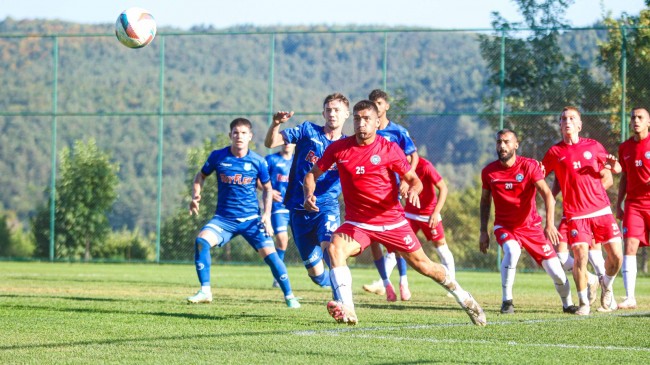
290 208 340 268
200 215 274 250
271 210 290 234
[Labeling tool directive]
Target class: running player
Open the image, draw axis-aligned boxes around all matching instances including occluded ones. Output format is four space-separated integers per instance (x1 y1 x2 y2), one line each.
187 118 300 308
264 93 350 294
480 129 577 314
542 106 623 315
405 156 456 293
305 100 486 326
616 107 650 309
265 143 295 287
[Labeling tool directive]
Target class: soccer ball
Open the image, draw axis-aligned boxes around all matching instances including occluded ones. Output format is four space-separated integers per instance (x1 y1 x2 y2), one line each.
115 8 156 49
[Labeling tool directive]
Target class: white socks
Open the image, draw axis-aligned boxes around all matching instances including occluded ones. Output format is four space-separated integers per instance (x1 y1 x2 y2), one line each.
330 266 354 309
542 258 573 307
501 240 521 301
435 244 456 281
623 255 637 299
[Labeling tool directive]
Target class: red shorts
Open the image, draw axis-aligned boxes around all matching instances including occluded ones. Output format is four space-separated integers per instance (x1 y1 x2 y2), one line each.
622 203 650 247
408 219 445 241
334 221 422 256
494 223 556 266
558 217 569 243
567 214 622 246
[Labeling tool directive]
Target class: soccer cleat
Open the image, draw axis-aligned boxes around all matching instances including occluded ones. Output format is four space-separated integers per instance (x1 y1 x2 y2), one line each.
500 300 515 314
575 304 590 316
385 283 397 302
362 280 386 295
618 297 637 309
272 279 280 288
326 300 358 325
562 305 579 314
599 277 618 312
187 290 212 304
587 277 600 305
285 297 301 309
459 294 487 326
400 284 411 301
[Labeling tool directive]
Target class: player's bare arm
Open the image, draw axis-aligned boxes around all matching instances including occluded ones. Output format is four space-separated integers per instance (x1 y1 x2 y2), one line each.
303 164 324 212
600 167 614 190
264 111 294 148
401 169 422 209
429 178 448 228
601 153 622 174
479 189 492 254
535 178 560 245
616 172 627 220
400 152 420 198
189 172 207 215
260 180 275 236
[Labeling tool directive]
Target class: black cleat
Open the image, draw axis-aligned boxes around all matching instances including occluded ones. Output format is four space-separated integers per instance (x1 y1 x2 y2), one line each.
562 305 579 314
500 300 514 314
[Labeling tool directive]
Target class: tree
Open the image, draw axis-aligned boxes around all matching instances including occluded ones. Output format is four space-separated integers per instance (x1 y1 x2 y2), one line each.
600 2 650 134
478 0 610 159
32 139 119 260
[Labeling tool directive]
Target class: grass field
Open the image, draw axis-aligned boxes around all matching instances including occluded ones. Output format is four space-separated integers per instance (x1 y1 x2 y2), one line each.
1 262 649 364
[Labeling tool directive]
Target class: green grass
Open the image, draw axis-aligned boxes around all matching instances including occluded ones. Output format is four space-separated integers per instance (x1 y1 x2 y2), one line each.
1 262 649 364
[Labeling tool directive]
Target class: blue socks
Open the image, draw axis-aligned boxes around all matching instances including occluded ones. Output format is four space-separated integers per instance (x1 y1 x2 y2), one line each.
276 248 286 262
310 271 331 287
264 252 293 297
374 258 389 280
397 256 408 276
194 237 212 286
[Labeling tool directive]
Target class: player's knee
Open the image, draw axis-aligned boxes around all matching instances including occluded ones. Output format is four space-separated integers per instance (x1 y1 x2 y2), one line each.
309 272 330 287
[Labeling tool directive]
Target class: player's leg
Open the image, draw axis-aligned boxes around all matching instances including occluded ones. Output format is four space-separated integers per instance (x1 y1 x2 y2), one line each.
588 244 606 279
243 219 300 308
599 237 623 312
540 257 576 313
621 237 640 309
571 242 590 314
290 211 331 288
394 252 410 301
188 216 234 303
270 212 290 287
362 242 389 296
556 239 599 304
500 239 521 314
400 247 486 326
326 225 366 325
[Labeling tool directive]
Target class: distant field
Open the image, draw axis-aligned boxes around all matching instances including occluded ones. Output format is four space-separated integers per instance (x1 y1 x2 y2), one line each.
1 262 648 364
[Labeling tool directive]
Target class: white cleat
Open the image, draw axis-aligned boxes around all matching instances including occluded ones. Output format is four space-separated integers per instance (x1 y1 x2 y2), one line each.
458 293 487 326
362 279 386 295
587 277 600 305
599 277 618 312
618 297 637 310
327 300 358 325
187 290 213 304
575 304 590 316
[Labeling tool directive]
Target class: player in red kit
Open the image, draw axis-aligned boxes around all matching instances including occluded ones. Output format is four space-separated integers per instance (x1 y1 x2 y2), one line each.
404 157 457 290
616 107 650 309
303 100 486 326
480 129 577 314
542 106 622 315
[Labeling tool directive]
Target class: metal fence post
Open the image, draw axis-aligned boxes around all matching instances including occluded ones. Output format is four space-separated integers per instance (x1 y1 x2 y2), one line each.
382 32 388 90
155 36 165 263
267 33 276 131
49 36 59 262
620 26 628 142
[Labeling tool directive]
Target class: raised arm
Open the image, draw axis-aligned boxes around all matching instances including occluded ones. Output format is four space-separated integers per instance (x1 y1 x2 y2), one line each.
429 178 448 228
264 111 294 148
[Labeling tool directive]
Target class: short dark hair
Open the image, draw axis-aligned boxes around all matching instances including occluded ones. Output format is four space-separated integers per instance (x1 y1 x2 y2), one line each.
323 93 350 109
631 106 650 115
496 128 518 141
560 106 581 119
353 100 379 115
368 89 389 102
230 118 252 132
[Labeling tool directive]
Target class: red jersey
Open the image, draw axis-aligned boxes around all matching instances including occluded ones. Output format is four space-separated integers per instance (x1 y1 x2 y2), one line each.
481 156 544 228
317 135 411 225
404 157 442 215
542 138 611 219
619 136 650 207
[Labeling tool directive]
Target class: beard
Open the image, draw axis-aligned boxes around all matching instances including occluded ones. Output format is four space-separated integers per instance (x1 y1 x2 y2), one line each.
498 149 514 162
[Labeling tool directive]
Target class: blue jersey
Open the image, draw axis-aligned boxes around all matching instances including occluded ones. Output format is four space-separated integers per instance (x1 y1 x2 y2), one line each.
200 147 270 219
281 121 343 210
265 152 293 213
377 121 416 155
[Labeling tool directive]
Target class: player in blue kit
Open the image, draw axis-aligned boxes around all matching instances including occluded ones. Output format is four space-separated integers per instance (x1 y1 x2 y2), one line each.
187 118 300 308
264 93 350 294
363 89 419 301
265 143 295 287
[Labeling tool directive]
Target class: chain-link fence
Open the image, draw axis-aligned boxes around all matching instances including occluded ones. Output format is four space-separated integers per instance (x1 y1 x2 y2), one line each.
0 24 645 271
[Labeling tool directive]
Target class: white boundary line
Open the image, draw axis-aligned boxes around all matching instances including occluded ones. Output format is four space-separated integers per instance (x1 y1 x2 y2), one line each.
293 311 650 353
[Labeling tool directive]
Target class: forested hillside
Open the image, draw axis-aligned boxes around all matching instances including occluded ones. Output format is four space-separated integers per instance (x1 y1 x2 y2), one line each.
0 18 607 233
